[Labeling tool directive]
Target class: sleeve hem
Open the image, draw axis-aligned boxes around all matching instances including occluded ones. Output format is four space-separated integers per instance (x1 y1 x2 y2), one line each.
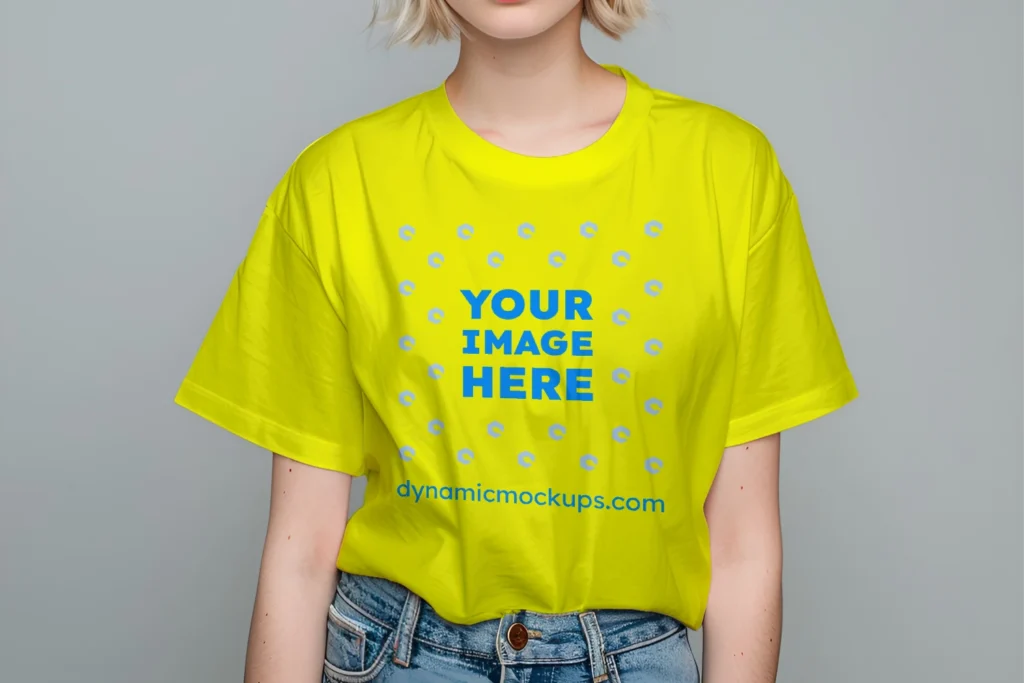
724 371 858 448
174 379 367 476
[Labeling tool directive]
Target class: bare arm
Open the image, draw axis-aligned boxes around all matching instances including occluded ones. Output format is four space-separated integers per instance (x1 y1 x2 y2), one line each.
702 433 784 683
244 454 351 683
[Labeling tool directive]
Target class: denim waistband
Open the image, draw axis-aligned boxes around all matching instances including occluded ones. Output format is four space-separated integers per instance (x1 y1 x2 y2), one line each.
335 572 685 667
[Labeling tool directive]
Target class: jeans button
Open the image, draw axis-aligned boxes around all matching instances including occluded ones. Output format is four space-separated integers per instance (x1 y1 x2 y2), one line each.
507 622 529 651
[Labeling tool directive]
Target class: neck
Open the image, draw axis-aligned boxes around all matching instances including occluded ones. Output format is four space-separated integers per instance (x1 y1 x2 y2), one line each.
445 7 601 124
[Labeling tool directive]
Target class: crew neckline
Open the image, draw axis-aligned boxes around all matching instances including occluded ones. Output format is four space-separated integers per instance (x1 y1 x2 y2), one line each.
423 65 652 184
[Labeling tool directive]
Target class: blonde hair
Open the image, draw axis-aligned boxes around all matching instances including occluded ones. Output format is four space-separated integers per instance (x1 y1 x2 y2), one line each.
372 0 649 45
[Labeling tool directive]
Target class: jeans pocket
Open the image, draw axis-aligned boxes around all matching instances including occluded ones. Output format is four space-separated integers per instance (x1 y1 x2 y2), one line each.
607 628 700 683
323 597 395 683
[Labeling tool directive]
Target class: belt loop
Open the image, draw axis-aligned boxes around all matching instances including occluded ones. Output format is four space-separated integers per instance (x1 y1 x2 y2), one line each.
391 588 422 668
579 612 609 683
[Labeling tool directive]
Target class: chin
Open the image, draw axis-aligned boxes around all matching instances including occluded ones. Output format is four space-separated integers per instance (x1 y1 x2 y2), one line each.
447 0 581 41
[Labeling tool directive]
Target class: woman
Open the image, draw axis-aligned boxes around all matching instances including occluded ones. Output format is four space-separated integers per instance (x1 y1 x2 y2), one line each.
175 1 857 681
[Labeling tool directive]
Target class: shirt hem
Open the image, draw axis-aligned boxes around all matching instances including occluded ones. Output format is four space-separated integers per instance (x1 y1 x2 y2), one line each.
336 563 704 630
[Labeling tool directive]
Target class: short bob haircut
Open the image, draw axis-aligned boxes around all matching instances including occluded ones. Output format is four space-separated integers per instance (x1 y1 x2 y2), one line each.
372 0 649 45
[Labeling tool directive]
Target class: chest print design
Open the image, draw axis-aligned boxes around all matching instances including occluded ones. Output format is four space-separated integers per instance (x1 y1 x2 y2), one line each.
393 220 667 477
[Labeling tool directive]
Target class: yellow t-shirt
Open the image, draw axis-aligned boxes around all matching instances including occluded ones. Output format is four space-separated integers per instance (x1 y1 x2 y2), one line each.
175 66 857 628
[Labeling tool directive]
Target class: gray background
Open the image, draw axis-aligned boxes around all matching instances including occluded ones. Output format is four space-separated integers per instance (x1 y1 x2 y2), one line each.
1 0 1021 681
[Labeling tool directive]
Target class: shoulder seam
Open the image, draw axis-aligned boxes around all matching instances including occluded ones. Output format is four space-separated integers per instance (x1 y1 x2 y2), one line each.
262 207 322 276
261 207 350 328
747 190 795 255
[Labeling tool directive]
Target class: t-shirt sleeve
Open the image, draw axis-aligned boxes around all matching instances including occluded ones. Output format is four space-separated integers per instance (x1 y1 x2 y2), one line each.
724 141 858 448
174 179 366 475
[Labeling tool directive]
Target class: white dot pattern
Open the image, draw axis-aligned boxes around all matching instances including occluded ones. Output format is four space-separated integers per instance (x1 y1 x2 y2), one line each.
392 219 667 474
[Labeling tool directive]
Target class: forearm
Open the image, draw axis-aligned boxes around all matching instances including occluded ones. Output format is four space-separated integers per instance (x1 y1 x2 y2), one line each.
244 534 341 683
702 433 784 682
243 455 351 683
702 556 783 683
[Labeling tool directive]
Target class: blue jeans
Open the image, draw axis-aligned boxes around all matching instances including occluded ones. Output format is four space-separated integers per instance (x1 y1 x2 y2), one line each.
323 572 700 682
